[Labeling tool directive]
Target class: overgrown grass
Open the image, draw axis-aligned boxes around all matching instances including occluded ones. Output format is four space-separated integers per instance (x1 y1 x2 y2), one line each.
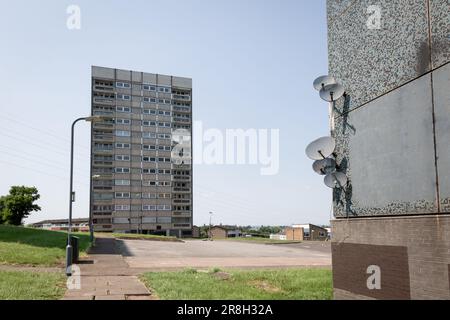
0 225 91 266
0 270 66 300
141 268 332 300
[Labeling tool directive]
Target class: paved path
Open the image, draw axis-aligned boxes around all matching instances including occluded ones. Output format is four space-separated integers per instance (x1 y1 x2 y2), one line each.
62 238 154 300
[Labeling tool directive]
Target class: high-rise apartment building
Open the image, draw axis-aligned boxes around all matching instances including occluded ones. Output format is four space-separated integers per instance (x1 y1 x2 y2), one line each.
90 66 193 237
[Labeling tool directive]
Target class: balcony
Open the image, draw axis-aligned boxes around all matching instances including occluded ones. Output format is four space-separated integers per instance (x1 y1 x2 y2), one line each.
93 134 114 142
172 199 191 205
172 175 191 182
172 106 191 113
172 187 191 193
93 85 114 93
173 223 191 228
93 97 115 105
172 94 191 101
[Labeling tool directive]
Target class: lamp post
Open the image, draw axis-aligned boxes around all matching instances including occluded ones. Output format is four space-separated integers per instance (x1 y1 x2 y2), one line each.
91 174 101 244
66 115 105 276
208 211 213 241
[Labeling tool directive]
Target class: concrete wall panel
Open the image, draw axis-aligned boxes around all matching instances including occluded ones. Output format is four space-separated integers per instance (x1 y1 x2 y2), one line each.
434 63 450 211
430 0 450 68
333 74 437 217
116 69 132 81
92 66 115 79
328 0 430 112
172 76 192 89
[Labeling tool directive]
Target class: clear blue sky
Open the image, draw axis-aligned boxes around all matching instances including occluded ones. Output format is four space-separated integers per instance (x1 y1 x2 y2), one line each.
0 0 332 226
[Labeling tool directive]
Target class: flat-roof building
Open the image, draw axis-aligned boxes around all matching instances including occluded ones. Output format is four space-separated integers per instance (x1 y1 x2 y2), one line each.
90 66 193 237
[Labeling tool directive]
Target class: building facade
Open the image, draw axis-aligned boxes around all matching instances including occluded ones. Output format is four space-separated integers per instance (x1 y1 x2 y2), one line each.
90 66 193 237
31 218 89 232
327 0 450 299
292 224 328 241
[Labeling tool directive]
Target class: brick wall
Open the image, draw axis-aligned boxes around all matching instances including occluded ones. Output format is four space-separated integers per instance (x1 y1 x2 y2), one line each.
332 215 450 299
285 227 303 241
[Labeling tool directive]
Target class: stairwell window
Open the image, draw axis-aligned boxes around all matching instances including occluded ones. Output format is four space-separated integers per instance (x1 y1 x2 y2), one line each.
115 179 130 186
115 130 131 137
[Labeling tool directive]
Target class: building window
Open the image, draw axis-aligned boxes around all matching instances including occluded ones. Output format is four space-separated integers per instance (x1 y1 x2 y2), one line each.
143 156 157 162
157 169 171 174
115 179 130 186
115 143 130 149
115 130 131 137
143 109 157 115
157 133 171 140
115 168 130 173
143 132 157 139
157 99 171 105
93 193 113 200
115 155 130 161
115 192 130 199
143 121 156 127
143 145 156 151
117 94 131 101
158 87 171 93
157 217 172 224
158 110 171 116
116 106 131 113
143 97 157 104
143 84 156 91
157 181 171 187
142 168 157 174
116 82 131 88
116 119 131 125
115 205 130 211
142 193 157 199
157 146 171 151
142 205 157 211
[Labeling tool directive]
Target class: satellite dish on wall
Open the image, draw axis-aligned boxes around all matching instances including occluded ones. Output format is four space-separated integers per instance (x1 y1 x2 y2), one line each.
319 83 345 102
324 172 347 189
313 158 337 176
305 137 336 160
313 75 336 91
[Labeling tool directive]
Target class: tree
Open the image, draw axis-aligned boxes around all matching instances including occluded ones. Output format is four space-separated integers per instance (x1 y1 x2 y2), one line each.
0 186 41 226
0 196 4 224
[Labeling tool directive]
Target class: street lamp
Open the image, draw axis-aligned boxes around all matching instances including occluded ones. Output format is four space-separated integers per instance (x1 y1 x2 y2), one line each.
66 115 106 276
209 211 213 241
90 174 102 244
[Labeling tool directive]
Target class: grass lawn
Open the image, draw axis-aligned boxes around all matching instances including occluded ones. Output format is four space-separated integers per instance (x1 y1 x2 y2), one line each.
0 270 66 300
141 268 332 300
0 225 91 266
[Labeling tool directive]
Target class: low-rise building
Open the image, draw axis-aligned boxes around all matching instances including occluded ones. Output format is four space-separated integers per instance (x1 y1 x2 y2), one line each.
292 224 328 241
209 226 242 239
31 218 89 232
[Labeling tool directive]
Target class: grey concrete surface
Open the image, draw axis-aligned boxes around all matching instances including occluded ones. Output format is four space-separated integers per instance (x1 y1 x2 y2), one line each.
117 239 331 270
434 63 450 212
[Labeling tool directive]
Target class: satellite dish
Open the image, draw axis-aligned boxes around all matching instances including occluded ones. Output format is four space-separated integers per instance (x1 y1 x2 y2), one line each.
319 83 345 102
313 158 337 175
313 75 336 91
305 137 336 160
324 172 347 189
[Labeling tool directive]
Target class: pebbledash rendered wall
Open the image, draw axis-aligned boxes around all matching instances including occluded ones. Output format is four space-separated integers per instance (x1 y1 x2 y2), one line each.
327 0 450 299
